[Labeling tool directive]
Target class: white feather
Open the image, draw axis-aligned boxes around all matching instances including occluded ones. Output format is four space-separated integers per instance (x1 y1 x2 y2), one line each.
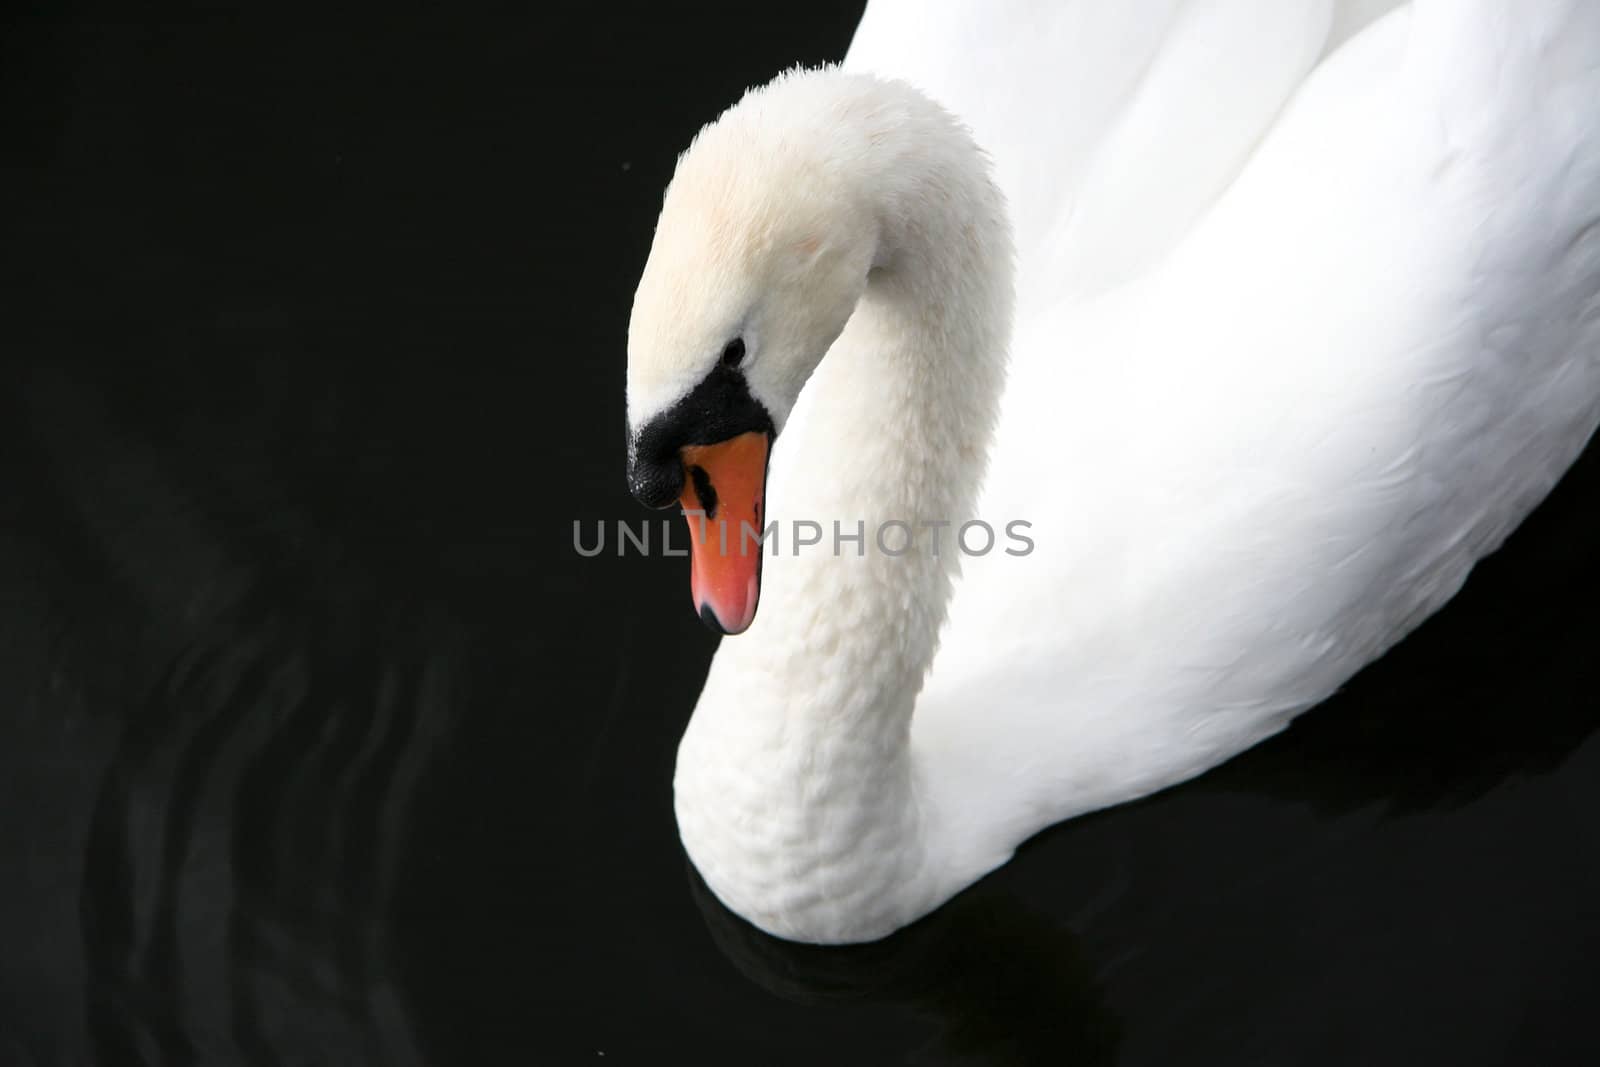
627 1 1600 943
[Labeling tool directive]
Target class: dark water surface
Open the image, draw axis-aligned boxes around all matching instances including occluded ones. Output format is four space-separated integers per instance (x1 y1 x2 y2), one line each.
4 4 1598 1064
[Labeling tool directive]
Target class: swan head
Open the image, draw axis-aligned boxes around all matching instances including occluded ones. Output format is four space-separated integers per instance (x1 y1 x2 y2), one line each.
625 70 880 634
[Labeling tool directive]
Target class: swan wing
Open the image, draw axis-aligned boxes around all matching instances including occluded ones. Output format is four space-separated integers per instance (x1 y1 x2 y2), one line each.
870 2 1600 865
846 0 1404 304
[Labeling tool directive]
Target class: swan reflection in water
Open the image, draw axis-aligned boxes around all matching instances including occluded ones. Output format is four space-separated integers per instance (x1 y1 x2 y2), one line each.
689 867 1121 1065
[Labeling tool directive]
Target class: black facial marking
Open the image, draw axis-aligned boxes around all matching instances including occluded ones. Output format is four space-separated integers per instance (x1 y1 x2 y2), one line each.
689 465 718 520
627 442 684 510
627 362 774 509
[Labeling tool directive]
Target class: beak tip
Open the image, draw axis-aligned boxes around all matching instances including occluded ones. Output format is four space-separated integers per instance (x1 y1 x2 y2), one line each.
698 601 756 636
698 602 729 635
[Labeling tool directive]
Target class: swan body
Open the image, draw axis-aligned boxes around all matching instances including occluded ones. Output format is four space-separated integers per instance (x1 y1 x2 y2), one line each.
625 0 1600 943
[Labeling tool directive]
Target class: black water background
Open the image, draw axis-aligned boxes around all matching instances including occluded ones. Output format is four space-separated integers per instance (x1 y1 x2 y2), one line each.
2 3 1598 1064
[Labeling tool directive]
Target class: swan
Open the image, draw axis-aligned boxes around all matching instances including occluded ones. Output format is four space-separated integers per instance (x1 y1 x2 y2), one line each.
624 0 1600 944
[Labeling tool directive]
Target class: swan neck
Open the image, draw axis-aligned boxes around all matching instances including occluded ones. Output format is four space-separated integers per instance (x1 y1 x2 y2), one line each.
676 74 1014 940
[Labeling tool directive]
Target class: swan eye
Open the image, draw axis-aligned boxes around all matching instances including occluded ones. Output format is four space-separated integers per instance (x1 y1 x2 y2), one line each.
720 338 746 369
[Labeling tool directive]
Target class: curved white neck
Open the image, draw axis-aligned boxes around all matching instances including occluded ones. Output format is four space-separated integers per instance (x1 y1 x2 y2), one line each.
675 75 1014 943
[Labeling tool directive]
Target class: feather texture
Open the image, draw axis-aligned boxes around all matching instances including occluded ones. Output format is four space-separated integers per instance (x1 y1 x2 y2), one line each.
629 1 1600 943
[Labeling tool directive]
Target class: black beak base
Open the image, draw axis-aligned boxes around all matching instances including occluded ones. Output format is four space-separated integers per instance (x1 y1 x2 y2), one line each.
626 363 775 510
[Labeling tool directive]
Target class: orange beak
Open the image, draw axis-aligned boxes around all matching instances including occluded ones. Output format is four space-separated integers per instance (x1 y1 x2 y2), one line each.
678 432 770 634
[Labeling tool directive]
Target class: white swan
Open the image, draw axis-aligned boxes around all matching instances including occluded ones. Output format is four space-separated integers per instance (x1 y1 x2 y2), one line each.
624 0 1600 944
